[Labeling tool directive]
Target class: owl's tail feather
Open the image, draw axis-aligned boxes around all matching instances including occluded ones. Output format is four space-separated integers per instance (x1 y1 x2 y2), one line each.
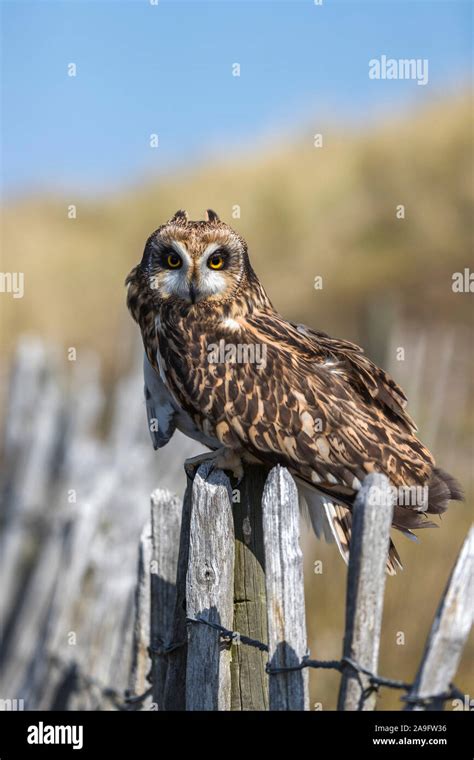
427 467 464 515
389 467 463 537
299 467 463 575
299 483 402 574
324 501 403 576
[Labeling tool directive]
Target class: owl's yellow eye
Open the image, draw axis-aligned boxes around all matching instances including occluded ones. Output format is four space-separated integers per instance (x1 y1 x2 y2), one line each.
208 253 225 270
166 253 182 269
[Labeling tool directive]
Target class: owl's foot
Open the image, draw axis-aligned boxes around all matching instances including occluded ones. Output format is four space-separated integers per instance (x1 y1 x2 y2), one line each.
213 448 244 481
184 451 217 479
184 448 244 481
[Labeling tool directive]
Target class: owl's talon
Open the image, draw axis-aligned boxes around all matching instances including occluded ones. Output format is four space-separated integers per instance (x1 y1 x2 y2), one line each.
184 451 216 480
184 448 243 481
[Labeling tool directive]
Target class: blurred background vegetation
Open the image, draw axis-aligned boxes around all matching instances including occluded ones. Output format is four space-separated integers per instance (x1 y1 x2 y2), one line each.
1 93 472 709
1 96 472 369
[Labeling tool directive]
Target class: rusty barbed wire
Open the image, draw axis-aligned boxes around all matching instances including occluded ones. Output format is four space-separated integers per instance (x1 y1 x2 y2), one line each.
182 616 465 709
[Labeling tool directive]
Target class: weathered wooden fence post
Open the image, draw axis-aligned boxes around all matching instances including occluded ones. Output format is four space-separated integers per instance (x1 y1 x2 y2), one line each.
128 521 153 707
185 464 235 710
230 465 269 711
337 473 394 711
162 481 193 710
263 466 309 710
405 525 473 711
149 489 182 709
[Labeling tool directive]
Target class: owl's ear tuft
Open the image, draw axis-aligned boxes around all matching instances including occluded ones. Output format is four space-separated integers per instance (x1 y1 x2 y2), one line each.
206 209 220 223
169 209 188 224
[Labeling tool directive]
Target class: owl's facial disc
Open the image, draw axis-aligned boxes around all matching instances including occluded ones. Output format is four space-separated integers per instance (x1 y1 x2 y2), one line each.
147 225 246 305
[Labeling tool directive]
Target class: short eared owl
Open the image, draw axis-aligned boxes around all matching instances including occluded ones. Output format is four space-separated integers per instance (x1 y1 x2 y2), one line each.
126 210 462 572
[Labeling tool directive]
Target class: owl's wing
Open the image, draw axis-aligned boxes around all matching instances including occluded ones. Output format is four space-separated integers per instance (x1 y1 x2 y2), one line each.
209 310 436 521
202 309 457 558
143 353 177 449
127 266 178 448
288 320 416 433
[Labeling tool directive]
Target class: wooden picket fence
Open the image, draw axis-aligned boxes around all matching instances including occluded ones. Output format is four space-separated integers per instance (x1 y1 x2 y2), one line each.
129 462 473 712
0 337 199 710
0 337 472 711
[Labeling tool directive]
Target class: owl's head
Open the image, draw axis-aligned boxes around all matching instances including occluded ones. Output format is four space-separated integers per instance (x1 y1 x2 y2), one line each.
141 210 251 306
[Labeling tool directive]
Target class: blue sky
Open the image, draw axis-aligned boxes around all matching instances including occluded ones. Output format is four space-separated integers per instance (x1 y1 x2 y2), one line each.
1 0 471 198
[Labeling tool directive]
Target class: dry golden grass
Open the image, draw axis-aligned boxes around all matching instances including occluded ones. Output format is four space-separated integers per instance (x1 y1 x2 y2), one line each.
1 93 472 709
1 95 472 369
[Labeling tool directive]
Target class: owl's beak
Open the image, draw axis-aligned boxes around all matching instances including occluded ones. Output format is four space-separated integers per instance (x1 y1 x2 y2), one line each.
189 282 197 304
